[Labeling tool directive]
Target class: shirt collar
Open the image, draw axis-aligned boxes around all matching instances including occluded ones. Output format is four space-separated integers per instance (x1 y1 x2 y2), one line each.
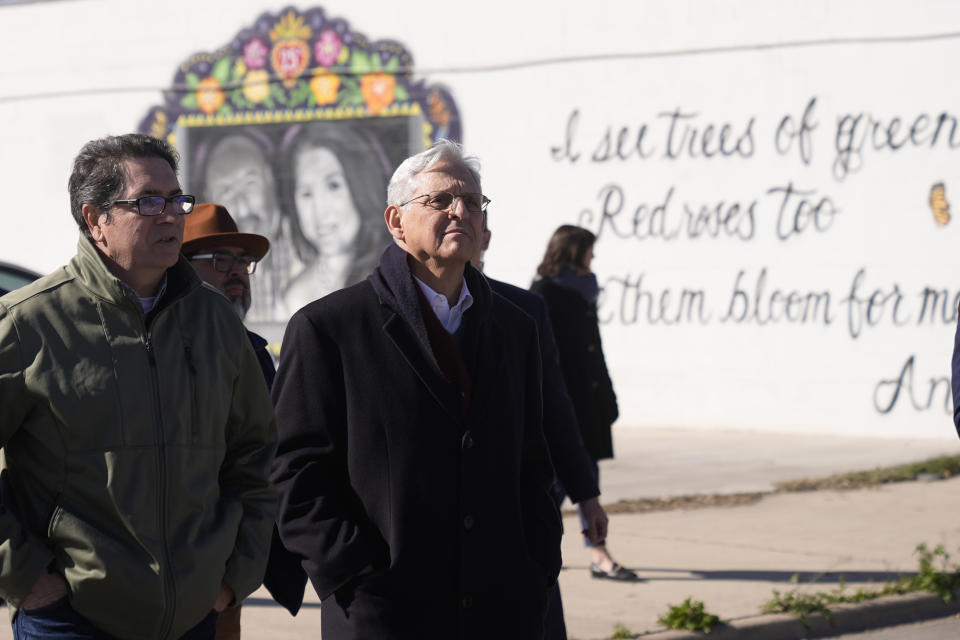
121 273 168 315
414 276 474 333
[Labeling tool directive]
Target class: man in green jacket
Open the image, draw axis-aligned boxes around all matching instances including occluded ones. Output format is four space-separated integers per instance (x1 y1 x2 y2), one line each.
0 134 277 640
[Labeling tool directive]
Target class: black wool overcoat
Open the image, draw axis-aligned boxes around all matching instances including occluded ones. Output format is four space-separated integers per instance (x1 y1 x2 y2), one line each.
530 278 619 462
488 278 599 503
271 245 562 640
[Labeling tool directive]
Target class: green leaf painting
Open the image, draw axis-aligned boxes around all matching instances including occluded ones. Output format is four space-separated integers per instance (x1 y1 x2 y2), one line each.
211 57 232 85
349 50 373 75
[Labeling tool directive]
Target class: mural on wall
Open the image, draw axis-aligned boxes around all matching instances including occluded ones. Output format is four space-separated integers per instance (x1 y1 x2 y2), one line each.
139 6 461 325
545 91 960 424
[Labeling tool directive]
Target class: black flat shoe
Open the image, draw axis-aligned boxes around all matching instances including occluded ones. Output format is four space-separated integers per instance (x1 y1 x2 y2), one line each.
590 562 639 581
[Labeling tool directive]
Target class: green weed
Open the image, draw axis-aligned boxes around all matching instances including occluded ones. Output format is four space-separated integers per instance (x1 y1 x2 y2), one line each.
763 543 960 626
657 597 722 633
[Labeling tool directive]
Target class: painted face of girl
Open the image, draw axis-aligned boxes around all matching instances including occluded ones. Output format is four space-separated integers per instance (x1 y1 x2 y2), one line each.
294 146 361 255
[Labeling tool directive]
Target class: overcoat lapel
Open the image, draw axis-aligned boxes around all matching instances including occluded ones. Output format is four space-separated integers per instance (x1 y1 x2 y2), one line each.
380 307 463 423
368 244 497 426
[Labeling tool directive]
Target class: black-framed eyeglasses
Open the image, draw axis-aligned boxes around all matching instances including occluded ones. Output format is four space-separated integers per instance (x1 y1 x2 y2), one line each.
112 195 196 216
398 191 491 214
188 252 257 275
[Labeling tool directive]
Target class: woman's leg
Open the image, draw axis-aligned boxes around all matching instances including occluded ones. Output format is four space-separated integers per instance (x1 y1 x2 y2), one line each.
585 461 638 581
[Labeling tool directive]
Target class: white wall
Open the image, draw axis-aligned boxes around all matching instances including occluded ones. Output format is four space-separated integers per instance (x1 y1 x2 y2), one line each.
2 0 959 437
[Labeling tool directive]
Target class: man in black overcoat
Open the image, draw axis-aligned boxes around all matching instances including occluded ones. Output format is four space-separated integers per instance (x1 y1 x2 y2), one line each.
271 140 562 639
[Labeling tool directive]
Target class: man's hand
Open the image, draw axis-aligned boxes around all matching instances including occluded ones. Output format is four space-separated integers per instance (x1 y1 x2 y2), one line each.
578 497 608 545
213 583 235 612
22 570 68 611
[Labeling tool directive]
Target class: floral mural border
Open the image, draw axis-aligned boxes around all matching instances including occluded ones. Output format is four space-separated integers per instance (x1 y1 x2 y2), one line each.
138 6 461 149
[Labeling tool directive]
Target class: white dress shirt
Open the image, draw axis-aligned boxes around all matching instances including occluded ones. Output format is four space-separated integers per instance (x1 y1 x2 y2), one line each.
414 276 474 333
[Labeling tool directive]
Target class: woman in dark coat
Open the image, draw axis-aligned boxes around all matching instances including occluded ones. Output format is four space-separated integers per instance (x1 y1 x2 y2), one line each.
530 225 637 581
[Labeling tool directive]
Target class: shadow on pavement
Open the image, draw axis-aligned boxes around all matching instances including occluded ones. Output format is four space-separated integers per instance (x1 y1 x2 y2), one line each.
243 597 322 609
565 565 917 584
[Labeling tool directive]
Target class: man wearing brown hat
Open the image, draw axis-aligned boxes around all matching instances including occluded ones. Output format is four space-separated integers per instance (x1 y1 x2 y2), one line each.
183 204 292 639
182 203 274 389
183 204 311 637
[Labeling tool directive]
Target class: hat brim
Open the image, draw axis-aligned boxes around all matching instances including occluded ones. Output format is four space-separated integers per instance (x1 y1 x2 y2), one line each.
181 231 270 261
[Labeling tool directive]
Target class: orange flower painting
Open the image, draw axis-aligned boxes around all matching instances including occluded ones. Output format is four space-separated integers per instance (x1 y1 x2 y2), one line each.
361 73 395 115
196 77 225 115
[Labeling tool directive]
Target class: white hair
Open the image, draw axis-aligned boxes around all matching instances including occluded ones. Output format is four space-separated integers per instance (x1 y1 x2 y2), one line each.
386 139 482 207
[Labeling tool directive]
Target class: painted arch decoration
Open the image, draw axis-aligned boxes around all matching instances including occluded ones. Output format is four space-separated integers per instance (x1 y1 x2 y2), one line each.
139 6 460 144
138 7 462 332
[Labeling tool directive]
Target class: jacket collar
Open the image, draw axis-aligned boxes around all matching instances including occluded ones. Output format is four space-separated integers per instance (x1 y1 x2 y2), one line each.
367 244 492 355
367 244 495 422
69 235 201 311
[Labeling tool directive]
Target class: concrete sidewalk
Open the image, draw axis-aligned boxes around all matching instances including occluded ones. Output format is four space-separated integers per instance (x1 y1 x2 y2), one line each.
239 427 960 639
559 473 960 639
559 427 960 639
2 427 958 639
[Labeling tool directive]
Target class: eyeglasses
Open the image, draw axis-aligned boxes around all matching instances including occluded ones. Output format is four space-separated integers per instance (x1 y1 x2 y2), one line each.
188 252 257 275
399 191 491 214
112 195 196 216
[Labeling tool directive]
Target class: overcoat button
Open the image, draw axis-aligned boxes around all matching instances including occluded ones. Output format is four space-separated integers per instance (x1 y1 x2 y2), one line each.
462 595 473 608
463 515 475 530
461 432 474 449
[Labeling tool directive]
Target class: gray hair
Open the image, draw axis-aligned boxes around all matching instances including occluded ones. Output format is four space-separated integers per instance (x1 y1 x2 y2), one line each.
386 139 482 207
68 133 180 238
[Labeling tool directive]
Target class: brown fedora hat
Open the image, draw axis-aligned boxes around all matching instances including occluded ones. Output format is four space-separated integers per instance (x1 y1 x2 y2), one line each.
181 203 270 260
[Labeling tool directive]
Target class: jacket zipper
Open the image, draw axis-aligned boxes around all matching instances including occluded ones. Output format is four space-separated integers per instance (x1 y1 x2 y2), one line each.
143 328 177 640
184 344 199 443
130 273 199 639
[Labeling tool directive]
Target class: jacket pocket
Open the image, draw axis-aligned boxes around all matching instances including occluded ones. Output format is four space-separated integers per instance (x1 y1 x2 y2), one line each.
47 505 163 639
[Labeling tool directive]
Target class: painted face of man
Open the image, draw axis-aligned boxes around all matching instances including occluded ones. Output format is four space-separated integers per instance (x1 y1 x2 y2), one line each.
206 137 277 239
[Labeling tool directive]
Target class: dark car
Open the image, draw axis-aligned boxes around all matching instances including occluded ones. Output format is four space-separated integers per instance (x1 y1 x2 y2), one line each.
0 260 40 605
0 260 41 297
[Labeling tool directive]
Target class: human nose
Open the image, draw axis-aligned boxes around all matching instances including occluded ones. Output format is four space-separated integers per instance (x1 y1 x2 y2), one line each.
446 196 469 218
157 206 181 224
302 197 323 225
226 257 244 276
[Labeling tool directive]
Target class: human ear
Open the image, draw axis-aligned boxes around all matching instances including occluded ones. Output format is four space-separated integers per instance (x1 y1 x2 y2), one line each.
384 205 404 241
81 203 108 242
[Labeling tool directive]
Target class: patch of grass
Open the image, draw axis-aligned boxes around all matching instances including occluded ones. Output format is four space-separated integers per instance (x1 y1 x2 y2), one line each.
762 543 960 627
571 455 960 517
570 492 764 516
658 597 722 633
775 455 960 492
610 621 635 639
763 574 835 627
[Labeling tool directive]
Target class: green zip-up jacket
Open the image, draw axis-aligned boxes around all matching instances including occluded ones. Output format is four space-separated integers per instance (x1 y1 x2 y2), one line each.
0 238 277 640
